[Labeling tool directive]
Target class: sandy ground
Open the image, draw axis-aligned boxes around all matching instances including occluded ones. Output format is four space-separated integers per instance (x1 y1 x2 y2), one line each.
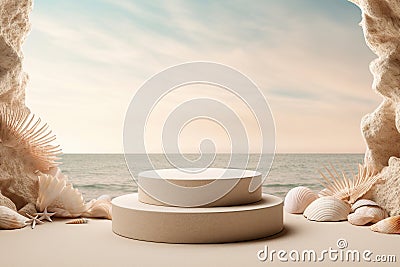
1 213 398 267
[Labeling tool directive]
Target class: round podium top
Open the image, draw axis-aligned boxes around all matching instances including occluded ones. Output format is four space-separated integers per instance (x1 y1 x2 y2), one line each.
138 168 261 181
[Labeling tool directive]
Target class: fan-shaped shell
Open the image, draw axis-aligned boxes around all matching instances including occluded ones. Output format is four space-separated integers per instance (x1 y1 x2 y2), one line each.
370 215 400 234
82 197 112 220
348 206 387 226
47 183 94 218
351 199 380 212
0 206 28 229
284 186 318 214
303 196 351 222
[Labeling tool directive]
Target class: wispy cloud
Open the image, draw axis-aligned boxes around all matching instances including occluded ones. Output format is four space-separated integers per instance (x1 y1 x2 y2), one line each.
23 0 377 153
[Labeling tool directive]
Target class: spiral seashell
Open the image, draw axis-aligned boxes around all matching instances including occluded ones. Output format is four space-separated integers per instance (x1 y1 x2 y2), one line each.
284 186 318 214
370 215 400 234
351 199 380 212
348 206 387 226
0 206 28 229
303 196 351 222
66 218 89 224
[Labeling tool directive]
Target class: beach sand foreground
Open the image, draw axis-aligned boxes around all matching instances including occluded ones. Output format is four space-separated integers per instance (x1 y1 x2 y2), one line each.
1 213 397 267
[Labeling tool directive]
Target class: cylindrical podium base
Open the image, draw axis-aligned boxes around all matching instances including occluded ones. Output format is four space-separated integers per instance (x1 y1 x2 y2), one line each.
112 193 283 243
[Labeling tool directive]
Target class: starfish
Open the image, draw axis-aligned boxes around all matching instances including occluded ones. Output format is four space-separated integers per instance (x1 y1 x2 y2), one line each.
25 213 44 229
36 207 56 222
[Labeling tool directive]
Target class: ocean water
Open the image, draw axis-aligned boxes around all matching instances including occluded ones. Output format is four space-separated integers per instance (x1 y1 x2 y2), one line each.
61 154 364 200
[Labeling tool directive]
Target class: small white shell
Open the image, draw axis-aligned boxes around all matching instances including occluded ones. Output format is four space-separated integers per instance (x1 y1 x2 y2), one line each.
284 186 318 214
351 199 380 212
370 215 400 234
0 206 28 229
82 198 112 220
348 206 387 226
66 218 89 224
303 196 351 222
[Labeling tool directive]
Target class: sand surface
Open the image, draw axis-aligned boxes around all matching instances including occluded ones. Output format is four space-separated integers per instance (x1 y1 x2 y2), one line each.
1 213 398 267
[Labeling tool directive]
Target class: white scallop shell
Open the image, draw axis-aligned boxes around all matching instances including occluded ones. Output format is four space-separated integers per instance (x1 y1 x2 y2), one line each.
46 183 95 218
284 186 318 214
82 196 112 220
348 206 387 226
370 215 400 234
303 196 351 222
0 206 28 229
351 199 380 212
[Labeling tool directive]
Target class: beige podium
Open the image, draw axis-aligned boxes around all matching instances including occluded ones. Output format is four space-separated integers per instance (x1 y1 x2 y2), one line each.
112 168 283 243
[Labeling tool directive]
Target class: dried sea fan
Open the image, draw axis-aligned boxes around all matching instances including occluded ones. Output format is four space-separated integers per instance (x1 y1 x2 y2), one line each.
0 106 61 172
318 164 381 204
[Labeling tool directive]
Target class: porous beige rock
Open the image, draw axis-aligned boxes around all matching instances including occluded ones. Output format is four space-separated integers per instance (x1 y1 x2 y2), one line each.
370 157 400 216
0 144 39 212
350 0 400 215
350 0 400 171
0 0 32 107
0 0 36 214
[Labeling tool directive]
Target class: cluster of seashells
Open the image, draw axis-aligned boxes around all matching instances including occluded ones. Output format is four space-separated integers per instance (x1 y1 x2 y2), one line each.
284 164 400 234
0 106 112 230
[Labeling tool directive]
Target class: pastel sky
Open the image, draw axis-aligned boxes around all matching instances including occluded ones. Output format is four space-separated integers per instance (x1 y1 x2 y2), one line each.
23 0 379 154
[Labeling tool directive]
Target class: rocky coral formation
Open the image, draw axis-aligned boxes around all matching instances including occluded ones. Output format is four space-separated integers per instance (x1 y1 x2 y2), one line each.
351 0 400 171
350 0 400 215
0 0 35 214
0 0 32 108
370 157 400 216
